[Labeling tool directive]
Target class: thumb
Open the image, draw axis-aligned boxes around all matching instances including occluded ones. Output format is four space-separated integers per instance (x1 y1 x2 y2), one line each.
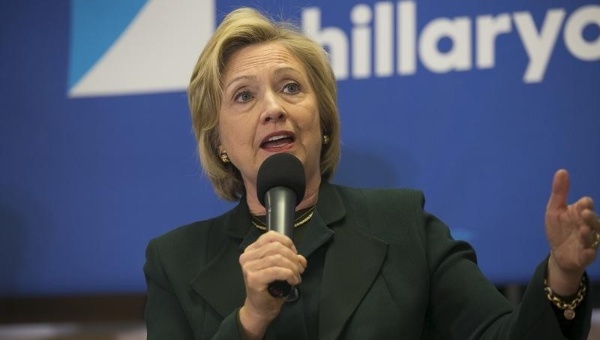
547 169 569 212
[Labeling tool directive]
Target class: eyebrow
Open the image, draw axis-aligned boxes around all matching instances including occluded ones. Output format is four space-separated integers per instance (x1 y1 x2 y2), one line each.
223 75 256 93
223 66 304 92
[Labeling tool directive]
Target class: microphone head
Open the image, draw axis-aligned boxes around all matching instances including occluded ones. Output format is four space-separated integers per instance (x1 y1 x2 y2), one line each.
257 153 306 207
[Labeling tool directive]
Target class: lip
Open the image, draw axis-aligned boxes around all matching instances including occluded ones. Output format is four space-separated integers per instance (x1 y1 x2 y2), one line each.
260 131 296 151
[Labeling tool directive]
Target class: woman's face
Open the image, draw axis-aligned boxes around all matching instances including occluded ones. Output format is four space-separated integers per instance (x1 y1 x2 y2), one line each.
218 42 322 202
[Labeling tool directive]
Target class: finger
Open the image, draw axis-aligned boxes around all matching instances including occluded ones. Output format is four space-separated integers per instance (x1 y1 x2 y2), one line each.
243 268 301 292
574 196 595 213
243 253 304 285
575 214 599 250
581 227 600 249
581 206 598 223
297 254 307 270
239 250 306 274
248 267 303 286
241 243 306 276
244 251 306 276
592 232 600 250
243 240 301 263
569 198 596 231
246 231 297 253
547 169 569 212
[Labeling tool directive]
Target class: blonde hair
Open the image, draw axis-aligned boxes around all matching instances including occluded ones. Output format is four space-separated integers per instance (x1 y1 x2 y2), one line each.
188 7 341 201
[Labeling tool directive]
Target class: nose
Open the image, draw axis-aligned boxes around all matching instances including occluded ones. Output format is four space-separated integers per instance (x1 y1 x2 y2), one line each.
260 90 287 123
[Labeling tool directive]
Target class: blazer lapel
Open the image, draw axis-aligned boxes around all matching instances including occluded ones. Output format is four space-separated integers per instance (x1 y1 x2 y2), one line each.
189 241 246 317
317 183 389 340
189 199 260 318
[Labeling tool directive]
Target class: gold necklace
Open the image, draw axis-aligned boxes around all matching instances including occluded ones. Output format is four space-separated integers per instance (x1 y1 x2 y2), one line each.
251 206 316 231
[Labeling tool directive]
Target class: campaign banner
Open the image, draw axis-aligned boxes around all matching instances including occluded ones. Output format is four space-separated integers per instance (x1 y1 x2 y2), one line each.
0 0 598 294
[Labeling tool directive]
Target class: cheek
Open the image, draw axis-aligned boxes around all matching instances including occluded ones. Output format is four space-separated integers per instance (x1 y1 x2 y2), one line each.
297 101 321 129
218 119 237 151
300 125 323 154
220 118 255 151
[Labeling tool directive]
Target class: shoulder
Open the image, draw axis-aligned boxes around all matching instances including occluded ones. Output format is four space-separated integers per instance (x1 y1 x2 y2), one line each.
153 214 222 247
146 209 234 264
143 207 241 291
325 183 429 242
331 183 426 211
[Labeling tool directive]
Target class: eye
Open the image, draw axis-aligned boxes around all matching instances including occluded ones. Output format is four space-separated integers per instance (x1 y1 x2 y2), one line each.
283 82 301 94
233 90 253 103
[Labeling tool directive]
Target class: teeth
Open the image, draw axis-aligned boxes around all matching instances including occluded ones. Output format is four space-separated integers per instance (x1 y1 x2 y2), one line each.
267 135 289 142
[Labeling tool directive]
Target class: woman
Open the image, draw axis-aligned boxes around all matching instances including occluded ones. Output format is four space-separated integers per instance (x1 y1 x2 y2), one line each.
144 7 598 339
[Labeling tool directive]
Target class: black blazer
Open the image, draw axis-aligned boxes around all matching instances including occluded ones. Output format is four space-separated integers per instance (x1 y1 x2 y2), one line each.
144 182 591 339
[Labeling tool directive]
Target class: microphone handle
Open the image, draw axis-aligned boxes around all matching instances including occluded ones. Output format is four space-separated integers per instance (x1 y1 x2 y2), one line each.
265 187 296 298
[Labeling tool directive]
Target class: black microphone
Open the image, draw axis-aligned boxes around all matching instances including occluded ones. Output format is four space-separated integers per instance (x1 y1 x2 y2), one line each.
257 153 306 298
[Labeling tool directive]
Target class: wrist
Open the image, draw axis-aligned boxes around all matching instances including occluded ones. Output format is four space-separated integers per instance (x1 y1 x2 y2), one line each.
238 305 273 340
544 276 586 320
547 253 584 296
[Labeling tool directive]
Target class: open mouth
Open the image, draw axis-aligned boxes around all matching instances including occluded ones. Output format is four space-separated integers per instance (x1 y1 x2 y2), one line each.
260 132 295 150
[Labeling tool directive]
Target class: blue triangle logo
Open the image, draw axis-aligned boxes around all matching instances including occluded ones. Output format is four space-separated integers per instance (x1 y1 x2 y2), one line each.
68 0 147 88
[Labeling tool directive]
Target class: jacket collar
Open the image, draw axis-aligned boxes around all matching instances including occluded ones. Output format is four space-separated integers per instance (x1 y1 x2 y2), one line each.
190 182 388 339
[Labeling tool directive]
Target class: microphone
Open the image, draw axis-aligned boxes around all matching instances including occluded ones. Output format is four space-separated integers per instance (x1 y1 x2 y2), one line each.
257 153 306 298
